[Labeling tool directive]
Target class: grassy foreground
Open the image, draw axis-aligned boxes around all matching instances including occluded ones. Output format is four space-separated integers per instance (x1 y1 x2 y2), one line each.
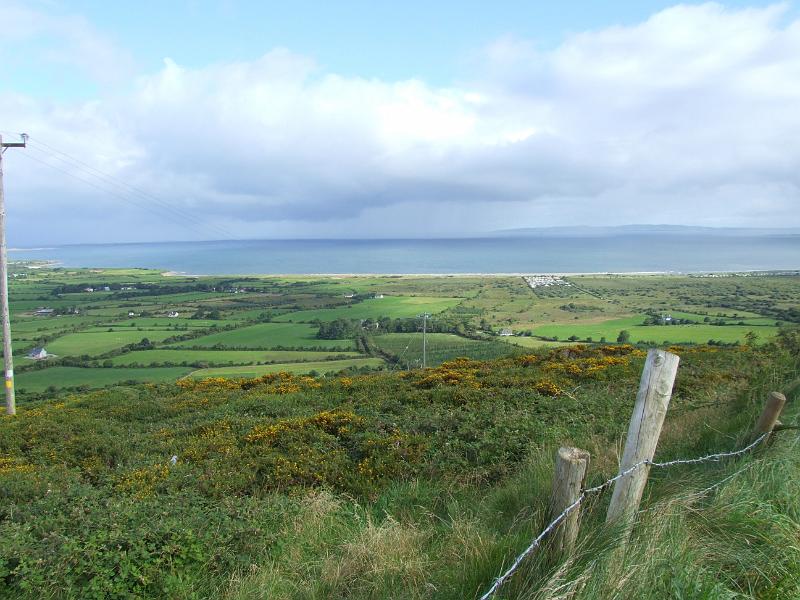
1 333 799 599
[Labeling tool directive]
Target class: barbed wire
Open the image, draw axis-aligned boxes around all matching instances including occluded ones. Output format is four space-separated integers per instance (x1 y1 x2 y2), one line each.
478 431 770 600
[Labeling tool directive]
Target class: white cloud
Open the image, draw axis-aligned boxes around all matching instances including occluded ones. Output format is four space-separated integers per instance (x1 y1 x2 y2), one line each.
0 0 134 85
1 2 800 244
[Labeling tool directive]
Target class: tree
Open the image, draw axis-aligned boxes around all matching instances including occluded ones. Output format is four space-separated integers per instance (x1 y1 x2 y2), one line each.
617 330 631 343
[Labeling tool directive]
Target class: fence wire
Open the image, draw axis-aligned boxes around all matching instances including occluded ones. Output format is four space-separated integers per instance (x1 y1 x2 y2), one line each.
478 432 770 600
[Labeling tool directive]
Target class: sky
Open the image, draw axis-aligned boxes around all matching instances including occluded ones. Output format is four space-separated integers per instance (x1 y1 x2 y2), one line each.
1 0 800 244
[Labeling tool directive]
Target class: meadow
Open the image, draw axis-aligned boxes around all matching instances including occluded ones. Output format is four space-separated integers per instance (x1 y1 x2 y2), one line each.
187 357 385 378
273 295 463 323
107 349 361 367
15 366 193 393
371 332 524 368
530 318 774 344
46 329 181 357
171 322 355 350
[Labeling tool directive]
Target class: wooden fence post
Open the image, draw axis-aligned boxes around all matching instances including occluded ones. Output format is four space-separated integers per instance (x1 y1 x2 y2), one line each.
549 446 590 556
606 349 680 527
753 391 786 443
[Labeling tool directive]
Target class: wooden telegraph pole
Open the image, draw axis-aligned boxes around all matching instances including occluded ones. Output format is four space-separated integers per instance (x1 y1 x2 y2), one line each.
0 133 27 415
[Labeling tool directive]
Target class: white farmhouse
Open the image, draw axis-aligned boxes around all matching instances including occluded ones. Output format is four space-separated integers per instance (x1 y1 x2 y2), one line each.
28 347 48 360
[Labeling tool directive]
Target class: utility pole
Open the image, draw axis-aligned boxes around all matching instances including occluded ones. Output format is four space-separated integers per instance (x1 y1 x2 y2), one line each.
0 133 27 416
419 313 431 369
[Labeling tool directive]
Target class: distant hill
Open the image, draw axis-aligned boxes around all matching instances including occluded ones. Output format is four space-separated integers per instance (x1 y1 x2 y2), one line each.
493 224 800 237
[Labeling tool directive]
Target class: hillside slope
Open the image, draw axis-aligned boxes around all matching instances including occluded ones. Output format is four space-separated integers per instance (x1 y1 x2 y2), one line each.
1 333 798 599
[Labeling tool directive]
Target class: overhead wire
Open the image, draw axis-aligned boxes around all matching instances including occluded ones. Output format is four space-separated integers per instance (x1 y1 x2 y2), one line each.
26 144 222 235
16 149 229 242
25 139 235 240
26 137 231 235
4 131 237 240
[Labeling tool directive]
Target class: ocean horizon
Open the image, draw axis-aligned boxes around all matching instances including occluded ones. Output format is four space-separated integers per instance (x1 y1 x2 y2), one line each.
9 234 800 275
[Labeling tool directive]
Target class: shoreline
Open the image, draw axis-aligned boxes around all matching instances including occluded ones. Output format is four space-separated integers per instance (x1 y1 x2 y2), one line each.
10 260 800 279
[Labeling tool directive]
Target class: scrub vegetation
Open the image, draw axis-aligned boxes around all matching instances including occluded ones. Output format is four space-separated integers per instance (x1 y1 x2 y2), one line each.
0 331 798 598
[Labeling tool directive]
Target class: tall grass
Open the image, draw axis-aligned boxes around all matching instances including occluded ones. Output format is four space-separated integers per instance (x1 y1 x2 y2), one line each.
223 343 800 600
519 432 800 599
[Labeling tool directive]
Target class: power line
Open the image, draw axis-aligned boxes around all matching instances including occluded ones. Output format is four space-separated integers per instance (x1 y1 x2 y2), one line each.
17 147 233 241
23 139 235 240
24 137 235 239
25 144 211 231
17 151 218 240
1 131 238 240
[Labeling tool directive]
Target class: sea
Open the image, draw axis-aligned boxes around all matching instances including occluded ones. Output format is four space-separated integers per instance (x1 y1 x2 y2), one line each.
8 235 800 275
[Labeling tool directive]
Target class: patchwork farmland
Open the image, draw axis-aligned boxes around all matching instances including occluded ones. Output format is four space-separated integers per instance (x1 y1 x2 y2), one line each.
4 265 797 396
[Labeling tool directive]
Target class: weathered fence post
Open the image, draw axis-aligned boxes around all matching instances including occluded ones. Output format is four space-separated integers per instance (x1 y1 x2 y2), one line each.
549 446 590 556
606 349 680 528
753 391 786 443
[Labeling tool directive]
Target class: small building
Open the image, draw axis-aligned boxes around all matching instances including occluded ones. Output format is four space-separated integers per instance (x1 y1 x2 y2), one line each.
28 347 48 360
373 294 384 299
499 328 513 337
84 287 94 292
128 312 137 317
167 311 180 318
344 293 356 299
103 286 111 292
35 308 54 316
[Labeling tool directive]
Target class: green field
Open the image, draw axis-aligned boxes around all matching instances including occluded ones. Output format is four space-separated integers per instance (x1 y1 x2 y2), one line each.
499 337 577 349
95 318 240 329
15 366 192 393
108 349 362 366
187 357 384 378
172 322 355 350
533 316 776 344
4 268 797 399
274 296 462 322
11 316 105 335
371 333 522 367
663 310 780 326
46 330 180 356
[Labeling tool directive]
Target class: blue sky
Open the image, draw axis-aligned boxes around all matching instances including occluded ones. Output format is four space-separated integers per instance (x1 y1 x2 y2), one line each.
2 1 800 243
7 0 792 98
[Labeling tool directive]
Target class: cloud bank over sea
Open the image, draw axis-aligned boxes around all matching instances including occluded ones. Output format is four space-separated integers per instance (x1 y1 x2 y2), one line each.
2 2 799 243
